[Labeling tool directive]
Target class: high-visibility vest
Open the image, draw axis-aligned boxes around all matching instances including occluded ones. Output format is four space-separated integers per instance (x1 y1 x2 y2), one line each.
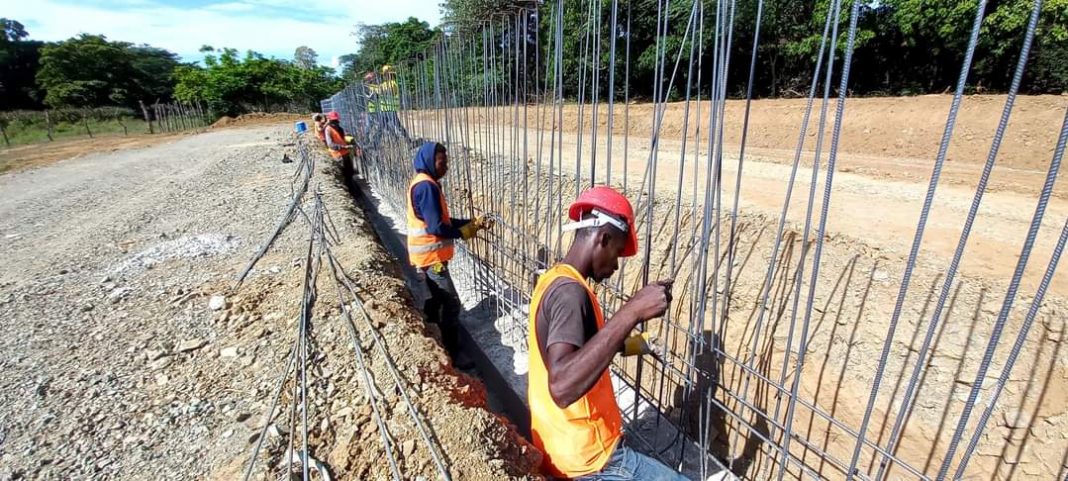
406 173 455 267
378 80 400 112
528 264 623 478
324 124 350 159
366 85 379 113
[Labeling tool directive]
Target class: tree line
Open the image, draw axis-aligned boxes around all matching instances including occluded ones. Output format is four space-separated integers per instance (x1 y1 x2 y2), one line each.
343 0 1066 100
0 19 344 119
4 0 1062 131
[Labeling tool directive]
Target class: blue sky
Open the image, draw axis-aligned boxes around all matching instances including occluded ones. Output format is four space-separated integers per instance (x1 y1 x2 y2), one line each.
6 0 444 69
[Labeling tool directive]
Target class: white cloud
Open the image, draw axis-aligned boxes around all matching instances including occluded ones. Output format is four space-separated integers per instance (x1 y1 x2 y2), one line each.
202 2 257 12
8 0 443 69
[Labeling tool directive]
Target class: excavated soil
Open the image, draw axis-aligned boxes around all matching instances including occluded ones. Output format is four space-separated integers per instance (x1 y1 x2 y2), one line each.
212 113 307 129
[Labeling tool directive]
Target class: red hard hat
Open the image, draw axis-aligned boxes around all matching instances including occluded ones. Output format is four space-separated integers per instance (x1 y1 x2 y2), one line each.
326 111 340 121
568 186 638 257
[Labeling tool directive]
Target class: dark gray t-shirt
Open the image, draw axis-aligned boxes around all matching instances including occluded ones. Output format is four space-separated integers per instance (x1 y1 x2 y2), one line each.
536 278 599 353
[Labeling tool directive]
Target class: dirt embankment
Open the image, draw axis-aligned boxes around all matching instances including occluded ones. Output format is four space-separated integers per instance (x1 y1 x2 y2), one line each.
211 112 308 129
414 94 1067 197
0 125 539 480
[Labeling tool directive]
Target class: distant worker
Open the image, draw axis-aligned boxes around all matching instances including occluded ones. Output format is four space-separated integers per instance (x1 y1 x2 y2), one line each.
378 65 411 144
312 113 327 146
363 71 382 150
407 141 493 370
323 111 357 181
528 186 685 480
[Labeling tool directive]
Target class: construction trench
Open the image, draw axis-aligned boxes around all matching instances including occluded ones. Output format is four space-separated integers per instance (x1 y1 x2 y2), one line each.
313 1 1068 480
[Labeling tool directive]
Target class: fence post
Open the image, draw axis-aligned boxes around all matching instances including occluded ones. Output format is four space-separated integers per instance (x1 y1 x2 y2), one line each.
0 118 9 147
179 103 189 131
82 110 93 138
153 101 164 133
139 100 154 134
194 99 206 127
44 111 54 141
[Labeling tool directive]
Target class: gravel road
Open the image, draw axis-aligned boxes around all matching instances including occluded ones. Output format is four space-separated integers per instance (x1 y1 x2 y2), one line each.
0 126 300 479
0 126 538 480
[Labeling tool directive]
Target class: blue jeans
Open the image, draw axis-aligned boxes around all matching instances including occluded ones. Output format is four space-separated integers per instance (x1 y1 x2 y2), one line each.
576 445 689 481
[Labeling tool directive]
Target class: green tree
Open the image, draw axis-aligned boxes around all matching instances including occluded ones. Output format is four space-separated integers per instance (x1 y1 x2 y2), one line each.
294 46 318 69
337 53 360 80
352 17 439 75
36 34 180 108
0 18 43 109
1 18 28 42
440 0 527 33
174 48 342 116
440 0 1066 98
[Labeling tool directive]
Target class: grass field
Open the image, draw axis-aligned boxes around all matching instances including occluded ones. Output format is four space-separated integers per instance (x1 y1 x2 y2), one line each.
0 117 151 147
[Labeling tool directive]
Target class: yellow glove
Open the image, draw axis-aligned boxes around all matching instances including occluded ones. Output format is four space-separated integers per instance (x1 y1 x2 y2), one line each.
476 215 495 230
430 262 446 274
623 332 658 357
459 215 493 240
459 222 479 240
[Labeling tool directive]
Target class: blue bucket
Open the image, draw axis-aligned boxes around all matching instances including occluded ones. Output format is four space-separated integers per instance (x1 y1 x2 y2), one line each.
295 120 308 133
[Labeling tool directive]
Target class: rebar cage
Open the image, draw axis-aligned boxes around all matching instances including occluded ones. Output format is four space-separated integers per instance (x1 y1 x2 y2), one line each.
321 1 1068 479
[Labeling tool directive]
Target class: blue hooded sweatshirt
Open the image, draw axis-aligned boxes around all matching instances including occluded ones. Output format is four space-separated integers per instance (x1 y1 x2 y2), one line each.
411 142 469 239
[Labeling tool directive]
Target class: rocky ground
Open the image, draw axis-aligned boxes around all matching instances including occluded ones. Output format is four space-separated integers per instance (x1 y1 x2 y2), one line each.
0 125 539 480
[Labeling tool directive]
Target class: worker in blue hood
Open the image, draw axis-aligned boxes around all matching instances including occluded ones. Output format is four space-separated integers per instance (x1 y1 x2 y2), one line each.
406 141 493 369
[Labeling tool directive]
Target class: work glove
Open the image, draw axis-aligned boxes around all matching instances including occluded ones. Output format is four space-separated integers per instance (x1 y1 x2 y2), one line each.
459 215 494 240
622 332 660 357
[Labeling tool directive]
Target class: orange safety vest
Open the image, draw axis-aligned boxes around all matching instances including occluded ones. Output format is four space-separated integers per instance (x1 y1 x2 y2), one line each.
324 124 350 159
528 264 623 478
406 173 455 268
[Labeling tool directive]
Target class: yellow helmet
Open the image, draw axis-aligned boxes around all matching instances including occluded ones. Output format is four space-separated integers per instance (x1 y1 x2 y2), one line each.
381 65 394 74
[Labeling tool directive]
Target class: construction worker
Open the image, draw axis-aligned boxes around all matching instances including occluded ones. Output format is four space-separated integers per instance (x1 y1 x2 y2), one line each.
363 71 383 150
528 186 685 480
311 113 326 146
378 65 411 143
323 111 357 181
407 141 493 369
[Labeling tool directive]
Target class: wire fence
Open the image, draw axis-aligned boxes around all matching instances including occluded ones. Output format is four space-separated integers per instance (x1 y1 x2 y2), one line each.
0 100 210 148
323 1 1068 479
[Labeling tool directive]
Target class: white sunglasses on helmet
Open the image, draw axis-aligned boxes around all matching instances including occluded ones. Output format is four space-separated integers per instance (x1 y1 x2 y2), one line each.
561 209 628 234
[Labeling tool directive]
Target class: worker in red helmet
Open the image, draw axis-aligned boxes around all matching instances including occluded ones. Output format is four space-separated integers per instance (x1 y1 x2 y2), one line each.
528 186 684 480
323 111 358 181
